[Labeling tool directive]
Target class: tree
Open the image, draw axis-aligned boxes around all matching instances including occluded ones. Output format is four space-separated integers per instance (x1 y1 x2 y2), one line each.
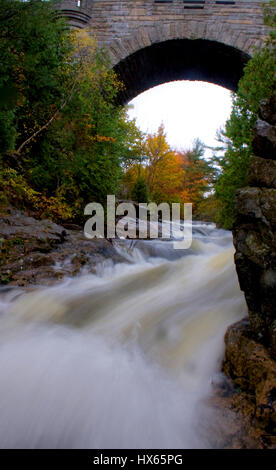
143 123 175 194
177 139 214 210
122 129 215 215
0 0 72 156
131 176 149 203
149 151 183 204
0 1 146 222
213 3 276 229
26 29 144 212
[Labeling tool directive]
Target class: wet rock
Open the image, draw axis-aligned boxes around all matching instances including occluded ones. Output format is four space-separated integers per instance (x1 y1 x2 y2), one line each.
233 188 276 353
223 319 276 437
248 156 276 188
0 206 126 287
234 188 276 262
0 208 67 251
207 387 263 449
233 102 276 354
10 267 66 288
61 223 82 231
230 95 276 438
259 96 276 126
252 119 276 160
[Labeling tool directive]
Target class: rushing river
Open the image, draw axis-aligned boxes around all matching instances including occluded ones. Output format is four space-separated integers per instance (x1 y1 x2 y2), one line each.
0 222 247 448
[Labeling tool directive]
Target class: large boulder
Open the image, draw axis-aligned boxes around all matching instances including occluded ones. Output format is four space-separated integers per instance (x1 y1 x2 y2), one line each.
223 318 276 435
248 156 276 188
233 187 276 355
252 119 276 160
233 95 276 359
226 95 276 439
259 95 276 126
0 206 125 287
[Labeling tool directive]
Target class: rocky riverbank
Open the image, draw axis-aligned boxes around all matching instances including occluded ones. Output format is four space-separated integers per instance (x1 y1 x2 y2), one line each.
0 205 125 288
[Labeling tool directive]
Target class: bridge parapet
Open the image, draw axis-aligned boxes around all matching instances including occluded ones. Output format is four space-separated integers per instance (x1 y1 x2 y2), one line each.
56 0 92 28
56 0 271 100
56 1 269 57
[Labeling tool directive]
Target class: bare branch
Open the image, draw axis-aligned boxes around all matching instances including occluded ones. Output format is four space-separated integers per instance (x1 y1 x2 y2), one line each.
16 80 78 154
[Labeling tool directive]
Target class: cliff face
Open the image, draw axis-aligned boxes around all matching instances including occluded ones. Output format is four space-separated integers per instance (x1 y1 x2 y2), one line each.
223 96 276 443
233 95 276 358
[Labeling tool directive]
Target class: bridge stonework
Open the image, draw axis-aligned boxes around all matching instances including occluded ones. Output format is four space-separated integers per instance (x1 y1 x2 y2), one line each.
56 0 270 100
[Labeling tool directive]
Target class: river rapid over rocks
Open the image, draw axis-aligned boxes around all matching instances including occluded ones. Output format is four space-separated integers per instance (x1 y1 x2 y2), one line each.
0 211 263 448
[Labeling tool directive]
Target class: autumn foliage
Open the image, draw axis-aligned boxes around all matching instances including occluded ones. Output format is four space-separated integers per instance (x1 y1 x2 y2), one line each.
120 124 213 214
0 1 142 222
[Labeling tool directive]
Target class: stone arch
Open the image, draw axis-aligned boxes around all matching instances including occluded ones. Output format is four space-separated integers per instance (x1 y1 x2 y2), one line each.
112 35 251 104
108 21 258 68
56 1 268 102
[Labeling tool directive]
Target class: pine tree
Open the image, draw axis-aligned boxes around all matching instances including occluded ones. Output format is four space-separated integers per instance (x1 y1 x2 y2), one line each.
131 176 149 203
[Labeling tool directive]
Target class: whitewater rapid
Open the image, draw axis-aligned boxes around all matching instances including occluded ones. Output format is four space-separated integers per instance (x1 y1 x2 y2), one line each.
0 222 247 448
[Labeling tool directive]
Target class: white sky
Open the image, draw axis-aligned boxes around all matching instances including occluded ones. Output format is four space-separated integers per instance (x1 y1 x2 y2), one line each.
127 81 233 153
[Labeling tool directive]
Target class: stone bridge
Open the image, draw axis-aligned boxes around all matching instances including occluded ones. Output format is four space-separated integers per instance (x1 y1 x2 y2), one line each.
56 0 270 102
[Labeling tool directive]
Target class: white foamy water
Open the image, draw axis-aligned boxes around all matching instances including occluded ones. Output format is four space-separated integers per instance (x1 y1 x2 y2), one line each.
0 222 247 448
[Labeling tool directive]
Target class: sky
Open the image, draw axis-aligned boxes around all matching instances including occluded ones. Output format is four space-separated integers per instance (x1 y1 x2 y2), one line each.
127 81 233 154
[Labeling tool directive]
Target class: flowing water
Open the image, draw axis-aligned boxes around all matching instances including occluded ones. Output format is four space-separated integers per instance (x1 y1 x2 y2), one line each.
0 222 247 448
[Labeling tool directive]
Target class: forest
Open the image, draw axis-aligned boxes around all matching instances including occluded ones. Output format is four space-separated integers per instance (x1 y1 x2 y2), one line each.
0 0 275 228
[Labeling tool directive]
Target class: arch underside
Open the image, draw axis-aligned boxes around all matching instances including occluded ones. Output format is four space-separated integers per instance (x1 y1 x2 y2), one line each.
114 39 250 104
